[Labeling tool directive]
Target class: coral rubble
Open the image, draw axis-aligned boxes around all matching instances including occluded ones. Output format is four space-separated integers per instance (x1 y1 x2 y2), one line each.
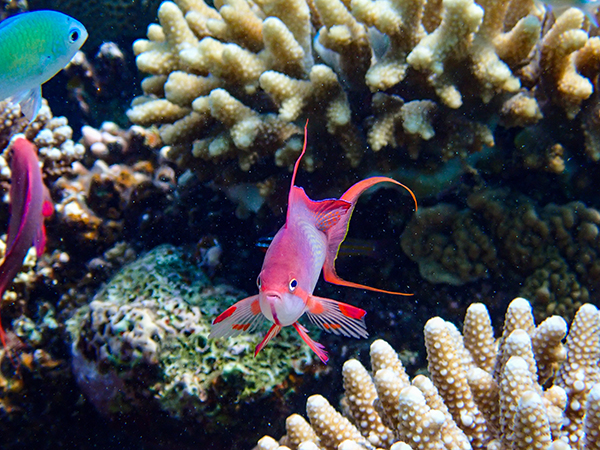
256 297 600 450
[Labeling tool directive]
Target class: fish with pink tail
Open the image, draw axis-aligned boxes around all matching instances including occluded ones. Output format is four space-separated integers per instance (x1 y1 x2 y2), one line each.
0 138 53 357
209 123 417 363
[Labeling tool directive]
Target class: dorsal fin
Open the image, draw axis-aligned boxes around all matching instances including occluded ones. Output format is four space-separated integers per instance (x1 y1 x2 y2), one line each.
287 119 309 225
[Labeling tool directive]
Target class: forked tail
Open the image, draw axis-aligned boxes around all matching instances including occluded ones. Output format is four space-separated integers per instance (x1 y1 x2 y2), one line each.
324 177 418 296
292 120 418 296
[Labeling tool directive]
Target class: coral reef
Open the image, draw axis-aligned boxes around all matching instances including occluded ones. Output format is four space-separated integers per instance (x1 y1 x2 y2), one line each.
127 0 600 200
51 121 170 255
256 297 600 450
0 98 86 361
401 188 598 320
0 99 85 184
67 244 320 445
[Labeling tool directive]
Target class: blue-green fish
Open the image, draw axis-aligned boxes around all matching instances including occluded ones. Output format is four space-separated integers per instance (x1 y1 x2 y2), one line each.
0 11 88 121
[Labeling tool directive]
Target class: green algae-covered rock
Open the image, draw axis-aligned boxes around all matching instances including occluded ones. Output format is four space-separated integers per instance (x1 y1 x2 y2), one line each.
67 244 317 445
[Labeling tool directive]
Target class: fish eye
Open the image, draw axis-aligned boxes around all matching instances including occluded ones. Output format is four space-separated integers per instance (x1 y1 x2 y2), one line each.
289 278 298 291
256 276 261 288
69 29 80 43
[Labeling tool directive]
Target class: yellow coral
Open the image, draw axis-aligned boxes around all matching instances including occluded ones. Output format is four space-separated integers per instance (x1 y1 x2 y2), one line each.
127 0 600 190
256 298 600 450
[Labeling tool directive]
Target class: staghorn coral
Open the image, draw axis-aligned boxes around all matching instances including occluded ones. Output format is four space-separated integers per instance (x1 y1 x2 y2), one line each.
256 297 600 450
401 188 599 321
127 0 600 198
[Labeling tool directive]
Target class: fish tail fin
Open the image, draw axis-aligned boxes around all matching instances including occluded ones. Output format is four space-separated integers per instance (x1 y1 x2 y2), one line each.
0 314 7 354
34 222 47 257
323 265 415 295
322 176 417 296
340 176 418 211
293 322 328 364
42 186 54 218
254 323 282 357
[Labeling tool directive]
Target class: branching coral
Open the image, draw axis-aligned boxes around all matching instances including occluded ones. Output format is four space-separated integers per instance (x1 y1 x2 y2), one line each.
256 297 600 450
127 0 600 194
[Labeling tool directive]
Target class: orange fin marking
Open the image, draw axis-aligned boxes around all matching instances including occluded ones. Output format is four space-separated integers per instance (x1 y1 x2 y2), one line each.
312 200 352 232
293 322 328 364
305 295 368 339
338 303 366 320
209 295 263 339
213 305 237 324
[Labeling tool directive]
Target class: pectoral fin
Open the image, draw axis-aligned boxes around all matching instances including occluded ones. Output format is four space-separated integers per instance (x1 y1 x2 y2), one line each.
42 186 54 217
209 295 263 339
37 189 54 255
306 295 368 339
9 86 42 122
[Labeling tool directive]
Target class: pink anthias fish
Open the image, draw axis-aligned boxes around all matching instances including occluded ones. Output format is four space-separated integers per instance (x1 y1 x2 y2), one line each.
0 137 53 354
209 124 418 363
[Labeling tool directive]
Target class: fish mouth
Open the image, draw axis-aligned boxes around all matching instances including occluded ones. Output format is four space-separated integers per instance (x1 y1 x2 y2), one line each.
265 293 281 302
263 293 282 325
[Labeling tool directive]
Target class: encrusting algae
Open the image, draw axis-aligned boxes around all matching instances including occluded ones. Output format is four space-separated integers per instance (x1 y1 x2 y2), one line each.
67 245 323 445
256 297 600 450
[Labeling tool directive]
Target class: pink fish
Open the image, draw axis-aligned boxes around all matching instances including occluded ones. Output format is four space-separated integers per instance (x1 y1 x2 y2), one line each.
210 124 417 363
0 137 53 357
